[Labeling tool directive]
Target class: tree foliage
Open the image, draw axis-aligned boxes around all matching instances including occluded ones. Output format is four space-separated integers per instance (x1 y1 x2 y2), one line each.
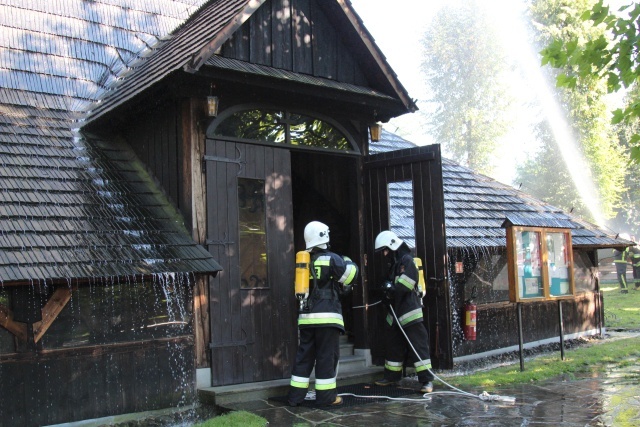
540 0 640 164
612 83 640 237
517 0 626 221
421 0 514 176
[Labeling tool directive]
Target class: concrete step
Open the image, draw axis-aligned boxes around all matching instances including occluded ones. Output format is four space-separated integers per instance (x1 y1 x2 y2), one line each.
338 353 368 373
198 366 383 408
340 342 354 357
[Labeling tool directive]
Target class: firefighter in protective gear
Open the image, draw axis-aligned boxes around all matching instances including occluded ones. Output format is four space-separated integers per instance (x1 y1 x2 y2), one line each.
630 243 640 290
287 221 359 407
613 246 630 293
373 230 434 394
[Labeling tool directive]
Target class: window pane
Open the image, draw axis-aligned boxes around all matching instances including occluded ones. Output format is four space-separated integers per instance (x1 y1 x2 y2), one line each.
238 178 268 288
548 232 571 296
573 250 595 292
463 250 510 304
39 277 193 349
213 109 285 142
388 181 415 249
515 230 543 299
289 113 350 150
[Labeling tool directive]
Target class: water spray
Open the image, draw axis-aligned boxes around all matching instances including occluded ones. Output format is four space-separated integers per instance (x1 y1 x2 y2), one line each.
344 301 516 404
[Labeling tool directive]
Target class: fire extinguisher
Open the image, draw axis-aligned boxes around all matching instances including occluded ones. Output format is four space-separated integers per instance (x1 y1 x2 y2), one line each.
463 299 477 341
295 251 310 312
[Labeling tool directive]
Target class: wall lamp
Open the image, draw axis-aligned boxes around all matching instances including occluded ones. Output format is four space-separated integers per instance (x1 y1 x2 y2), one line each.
369 122 382 142
207 95 219 117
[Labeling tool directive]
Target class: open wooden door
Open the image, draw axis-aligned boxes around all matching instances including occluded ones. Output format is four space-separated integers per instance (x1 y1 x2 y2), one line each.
205 140 296 386
363 144 453 369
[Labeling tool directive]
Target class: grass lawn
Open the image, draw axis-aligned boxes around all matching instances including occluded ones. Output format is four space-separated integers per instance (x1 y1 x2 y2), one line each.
600 284 640 330
193 410 267 427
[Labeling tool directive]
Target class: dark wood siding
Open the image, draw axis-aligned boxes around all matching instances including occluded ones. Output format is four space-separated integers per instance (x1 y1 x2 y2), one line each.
206 140 295 385
122 99 183 212
221 0 368 85
0 339 194 427
454 293 601 356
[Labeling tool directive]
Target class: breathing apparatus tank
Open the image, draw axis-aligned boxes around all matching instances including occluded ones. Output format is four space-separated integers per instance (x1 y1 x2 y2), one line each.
414 257 426 305
295 251 310 312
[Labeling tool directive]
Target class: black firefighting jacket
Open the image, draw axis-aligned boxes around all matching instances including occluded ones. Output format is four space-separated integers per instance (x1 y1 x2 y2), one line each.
298 249 358 332
385 244 424 329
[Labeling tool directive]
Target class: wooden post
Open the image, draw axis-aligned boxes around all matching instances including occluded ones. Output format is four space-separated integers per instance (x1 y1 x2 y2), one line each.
517 302 525 371
558 300 565 361
182 97 210 369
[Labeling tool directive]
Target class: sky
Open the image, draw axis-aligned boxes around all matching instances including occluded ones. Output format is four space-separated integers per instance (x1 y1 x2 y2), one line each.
349 0 541 185
348 0 627 191
349 0 634 228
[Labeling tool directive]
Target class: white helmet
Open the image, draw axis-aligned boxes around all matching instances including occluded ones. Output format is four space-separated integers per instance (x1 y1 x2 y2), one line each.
304 221 330 250
375 230 402 252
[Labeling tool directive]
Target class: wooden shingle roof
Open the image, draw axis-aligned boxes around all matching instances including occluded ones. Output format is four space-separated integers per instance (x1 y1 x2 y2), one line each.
0 0 221 284
84 0 417 125
370 130 626 249
0 0 421 284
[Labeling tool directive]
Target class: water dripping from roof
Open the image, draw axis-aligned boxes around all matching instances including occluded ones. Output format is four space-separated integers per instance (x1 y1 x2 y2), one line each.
448 245 499 355
132 244 152 251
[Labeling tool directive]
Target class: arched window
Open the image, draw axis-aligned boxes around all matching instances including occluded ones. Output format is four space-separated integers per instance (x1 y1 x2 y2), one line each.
209 107 357 153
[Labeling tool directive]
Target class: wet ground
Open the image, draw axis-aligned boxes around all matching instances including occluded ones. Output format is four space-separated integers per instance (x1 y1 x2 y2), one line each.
216 330 640 426
223 362 640 426
83 332 639 426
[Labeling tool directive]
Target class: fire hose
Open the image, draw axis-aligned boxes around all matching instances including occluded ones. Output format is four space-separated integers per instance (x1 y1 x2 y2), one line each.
340 302 516 404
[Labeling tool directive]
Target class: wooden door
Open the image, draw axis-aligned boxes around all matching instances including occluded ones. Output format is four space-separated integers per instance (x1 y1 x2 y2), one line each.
205 140 296 385
363 144 453 369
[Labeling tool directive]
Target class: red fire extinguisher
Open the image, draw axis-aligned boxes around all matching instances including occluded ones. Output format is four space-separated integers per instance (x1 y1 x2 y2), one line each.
463 301 477 341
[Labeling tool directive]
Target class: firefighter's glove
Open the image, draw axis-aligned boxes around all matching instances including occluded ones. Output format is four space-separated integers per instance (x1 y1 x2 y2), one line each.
382 281 394 306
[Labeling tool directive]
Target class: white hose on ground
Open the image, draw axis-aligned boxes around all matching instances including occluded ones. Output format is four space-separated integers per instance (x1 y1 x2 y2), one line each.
343 300 516 404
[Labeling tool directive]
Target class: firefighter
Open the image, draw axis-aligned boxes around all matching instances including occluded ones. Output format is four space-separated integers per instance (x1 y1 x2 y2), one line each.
373 230 434 394
613 246 630 293
287 221 359 407
630 242 640 290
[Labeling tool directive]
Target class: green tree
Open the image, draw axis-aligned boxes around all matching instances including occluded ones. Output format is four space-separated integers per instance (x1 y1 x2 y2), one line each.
421 0 514 176
612 83 640 237
541 0 640 164
516 0 626 221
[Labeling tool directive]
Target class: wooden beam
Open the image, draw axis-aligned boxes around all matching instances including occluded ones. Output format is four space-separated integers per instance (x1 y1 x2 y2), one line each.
0 303 27 341
183 97 210 368
33 287 74 343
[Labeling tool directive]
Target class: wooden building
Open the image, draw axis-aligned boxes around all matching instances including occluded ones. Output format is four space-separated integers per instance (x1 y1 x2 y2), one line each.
0 1 631 425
